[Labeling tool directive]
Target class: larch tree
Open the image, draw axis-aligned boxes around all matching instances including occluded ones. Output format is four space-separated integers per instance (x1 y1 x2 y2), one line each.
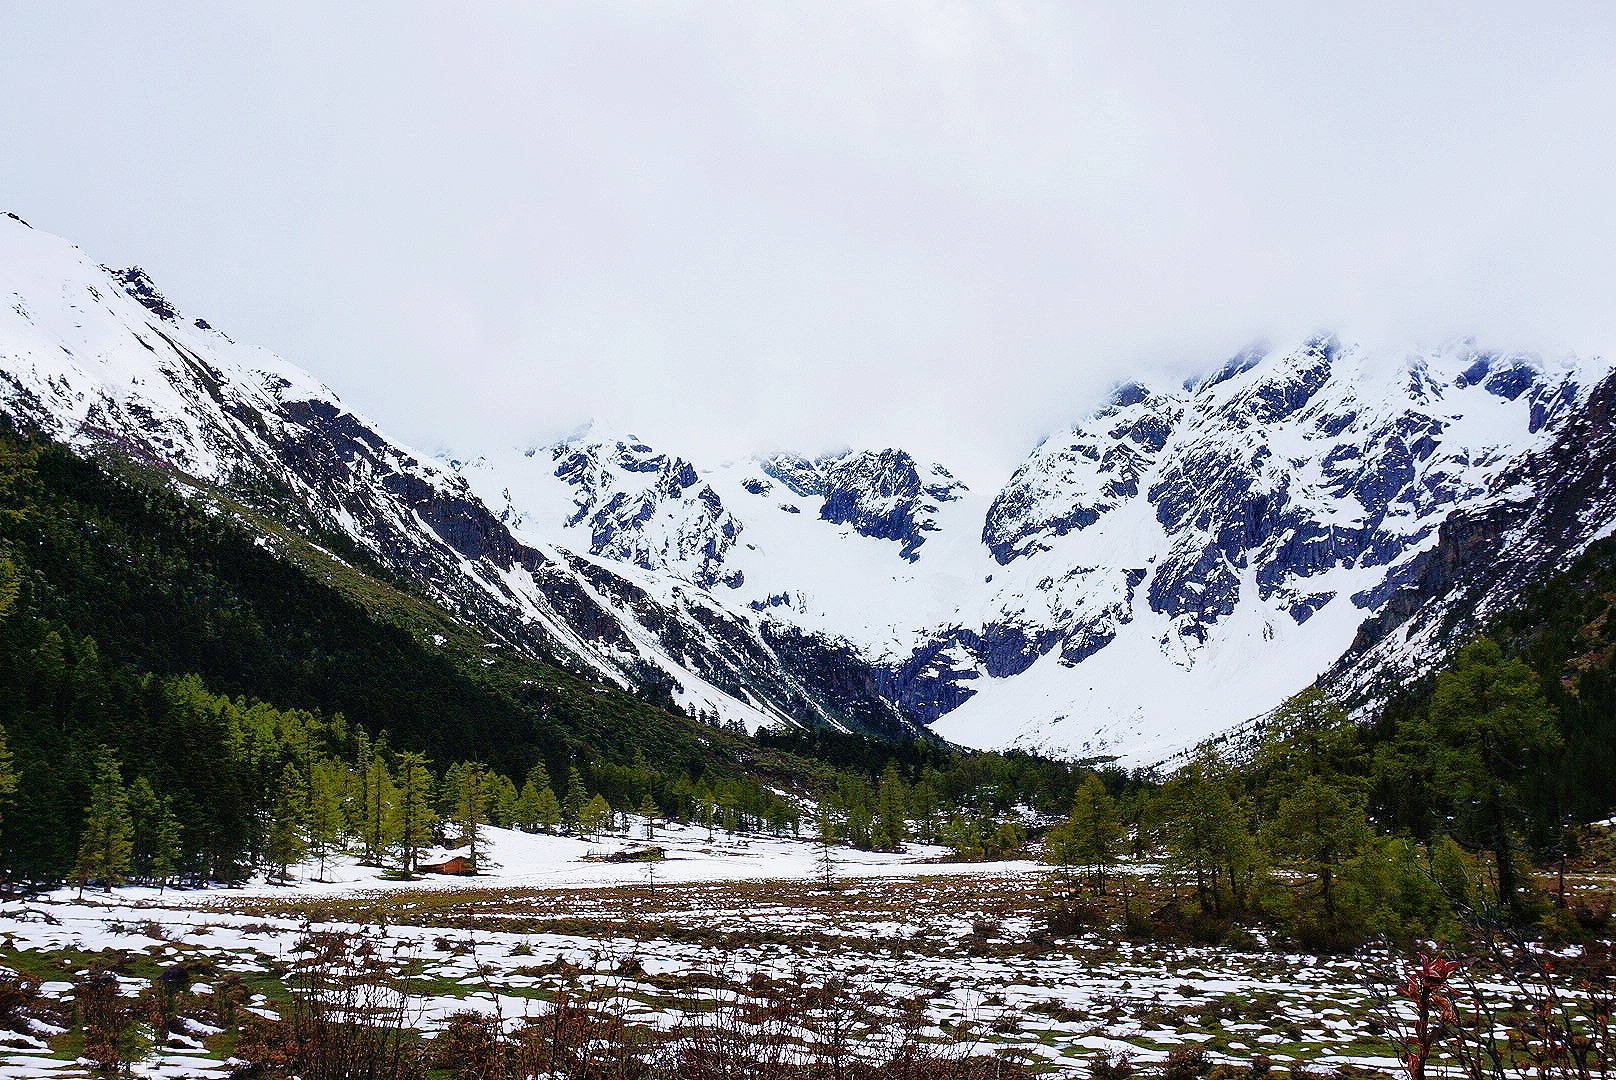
393 752 436 876
814 806 839 889
307 759 348 882
532 785 562 834
128 777 181 887
875 763 909 849
453 761 489 871
638 792 660 840
1255 688 1372 933
268 762 310 882
76 750 133 896
0 721 16 842
580 794 613 841
1067 774 1122 895
1423 638 1560 918
355 731 399 866
562 768 588 835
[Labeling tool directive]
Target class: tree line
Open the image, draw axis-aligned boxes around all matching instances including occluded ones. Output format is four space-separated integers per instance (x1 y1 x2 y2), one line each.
1032 637 1577 949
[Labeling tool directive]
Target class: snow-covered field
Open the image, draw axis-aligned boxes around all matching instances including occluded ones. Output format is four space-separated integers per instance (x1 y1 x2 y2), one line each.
0 823 1432 1078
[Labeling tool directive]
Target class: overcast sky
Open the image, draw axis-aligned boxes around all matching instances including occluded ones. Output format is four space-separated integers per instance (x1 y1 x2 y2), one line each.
4 2 1615 485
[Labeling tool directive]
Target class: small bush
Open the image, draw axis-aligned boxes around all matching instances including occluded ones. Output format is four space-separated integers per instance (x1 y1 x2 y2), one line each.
1045 901 1103 938
1160 1044 1209 1080
1090 1049 1135 1080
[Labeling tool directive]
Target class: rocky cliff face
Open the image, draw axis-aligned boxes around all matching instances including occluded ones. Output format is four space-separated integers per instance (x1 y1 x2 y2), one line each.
1330 364 1616 704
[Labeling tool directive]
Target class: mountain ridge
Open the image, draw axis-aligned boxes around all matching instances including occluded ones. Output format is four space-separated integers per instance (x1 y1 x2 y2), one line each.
5 212 1614 763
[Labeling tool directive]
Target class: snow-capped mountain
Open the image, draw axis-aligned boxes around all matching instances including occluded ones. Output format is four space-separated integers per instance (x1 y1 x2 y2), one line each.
5 211 1615 763
0 213 909 738
449 336 1611 763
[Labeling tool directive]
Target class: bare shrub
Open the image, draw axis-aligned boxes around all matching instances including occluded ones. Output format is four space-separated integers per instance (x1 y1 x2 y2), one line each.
231 931 423 1080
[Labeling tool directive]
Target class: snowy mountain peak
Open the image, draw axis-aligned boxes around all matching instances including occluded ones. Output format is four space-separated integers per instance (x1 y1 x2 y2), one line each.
7 211 1616 764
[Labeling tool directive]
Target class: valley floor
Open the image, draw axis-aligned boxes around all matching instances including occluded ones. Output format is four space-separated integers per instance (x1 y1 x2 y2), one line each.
0 824 1588 1077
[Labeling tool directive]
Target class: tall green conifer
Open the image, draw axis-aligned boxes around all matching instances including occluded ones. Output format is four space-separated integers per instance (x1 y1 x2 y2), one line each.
76 751 133 896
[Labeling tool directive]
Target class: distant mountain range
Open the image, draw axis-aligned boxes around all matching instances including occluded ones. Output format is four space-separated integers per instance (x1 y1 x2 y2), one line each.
5 211 1614 762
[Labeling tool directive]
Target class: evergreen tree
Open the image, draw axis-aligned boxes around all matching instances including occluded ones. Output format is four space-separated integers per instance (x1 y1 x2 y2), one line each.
532 784 562 834
75 750 133 896
453 761 489 871
562 767 588 835
580 794 612 840
267 762 310 882
392 752 436 876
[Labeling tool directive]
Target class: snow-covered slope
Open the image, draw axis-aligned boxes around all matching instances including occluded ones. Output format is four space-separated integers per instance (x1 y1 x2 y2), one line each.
0 213 909 737
7 211 1614 763
449 335 1611 762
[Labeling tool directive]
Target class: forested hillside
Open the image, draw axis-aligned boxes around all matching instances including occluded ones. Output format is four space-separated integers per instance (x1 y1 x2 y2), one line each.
0 423 1100 887
0 421 761 882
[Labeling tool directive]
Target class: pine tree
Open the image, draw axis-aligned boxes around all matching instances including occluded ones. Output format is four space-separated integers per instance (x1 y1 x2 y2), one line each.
268 762 310 882
76 751 133 896
392 752 436 876
562 768 588 835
